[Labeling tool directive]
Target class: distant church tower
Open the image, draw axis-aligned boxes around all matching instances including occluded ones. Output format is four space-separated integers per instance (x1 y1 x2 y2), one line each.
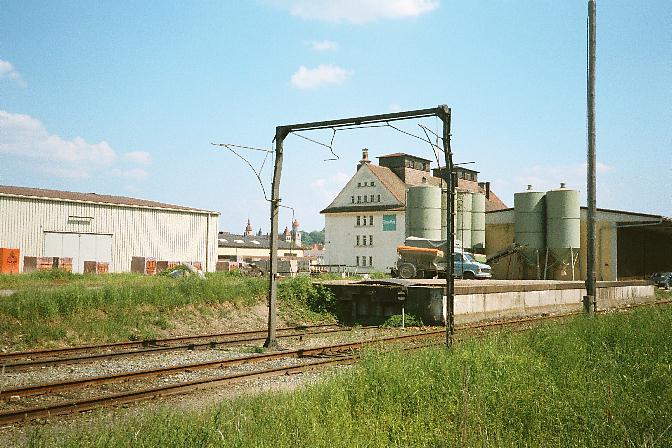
244 219 253 236
291 218 301 247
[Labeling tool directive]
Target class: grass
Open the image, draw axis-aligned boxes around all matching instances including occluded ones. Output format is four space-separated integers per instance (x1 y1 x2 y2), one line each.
0 272 335 349
22 304 672 447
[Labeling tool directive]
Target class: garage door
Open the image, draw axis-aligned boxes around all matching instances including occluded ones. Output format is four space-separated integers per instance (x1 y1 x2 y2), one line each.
44 232 112 274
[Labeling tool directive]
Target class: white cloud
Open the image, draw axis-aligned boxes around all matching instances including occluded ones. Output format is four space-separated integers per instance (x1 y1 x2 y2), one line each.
291 64 353 89
0 109 148 182
308 40 339 51
0 110 116 167
111 168 148 181
123 151 152 165
310 171 350 203
288 0 439 24
0 59 26 87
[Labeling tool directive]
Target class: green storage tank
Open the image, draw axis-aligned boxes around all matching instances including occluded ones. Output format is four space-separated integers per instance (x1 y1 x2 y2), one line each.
456 191 473 250
440 189 457 240
471 192 486 251
514 185 546 268
406 184 442 240
546 183 580 277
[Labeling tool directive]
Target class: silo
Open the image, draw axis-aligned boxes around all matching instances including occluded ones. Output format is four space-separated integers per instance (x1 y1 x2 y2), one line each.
471 193 486 251
514 185 546 278
406 185 442 240
546 183 580 280
455 191 473 250
441 189 447 240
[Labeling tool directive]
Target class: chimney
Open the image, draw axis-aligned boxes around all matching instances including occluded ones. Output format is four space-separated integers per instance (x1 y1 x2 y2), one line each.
485 181 490 199
357 148 371 170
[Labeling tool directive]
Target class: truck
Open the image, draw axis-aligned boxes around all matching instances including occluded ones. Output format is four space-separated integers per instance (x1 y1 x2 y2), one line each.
391 237 492 280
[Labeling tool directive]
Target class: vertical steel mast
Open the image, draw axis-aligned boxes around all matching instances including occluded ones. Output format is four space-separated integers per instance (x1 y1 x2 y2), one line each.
585 0 597 315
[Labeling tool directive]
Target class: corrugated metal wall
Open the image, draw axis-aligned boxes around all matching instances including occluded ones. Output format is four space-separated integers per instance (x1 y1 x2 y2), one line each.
0 196 219 272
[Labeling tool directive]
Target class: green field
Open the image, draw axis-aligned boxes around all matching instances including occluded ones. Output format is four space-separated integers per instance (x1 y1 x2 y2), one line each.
0 271 336 350
21 303 672 447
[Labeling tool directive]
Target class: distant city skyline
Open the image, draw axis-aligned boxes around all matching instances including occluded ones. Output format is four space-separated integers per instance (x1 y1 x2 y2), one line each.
1 1 670 232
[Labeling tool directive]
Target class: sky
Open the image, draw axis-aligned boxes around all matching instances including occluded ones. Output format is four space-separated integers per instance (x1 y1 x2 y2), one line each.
1 0 670 233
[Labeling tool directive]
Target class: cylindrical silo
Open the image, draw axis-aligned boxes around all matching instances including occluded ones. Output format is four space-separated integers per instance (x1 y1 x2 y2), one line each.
406 185 442 240
514 185 546 278
471 193 486 251
546 183 580 279
455 191 472 250
441 189 447 240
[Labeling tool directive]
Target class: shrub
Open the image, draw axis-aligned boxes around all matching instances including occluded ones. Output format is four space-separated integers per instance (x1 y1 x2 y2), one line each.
381 313 423 328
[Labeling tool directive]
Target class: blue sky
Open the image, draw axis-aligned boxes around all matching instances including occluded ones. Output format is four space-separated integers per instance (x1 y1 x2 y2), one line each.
1 0 670 233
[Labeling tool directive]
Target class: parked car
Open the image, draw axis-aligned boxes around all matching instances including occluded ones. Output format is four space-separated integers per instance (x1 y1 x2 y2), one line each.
651 272 672 289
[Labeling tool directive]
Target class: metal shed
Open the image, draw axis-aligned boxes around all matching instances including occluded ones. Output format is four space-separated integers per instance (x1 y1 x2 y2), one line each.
0 185 219 273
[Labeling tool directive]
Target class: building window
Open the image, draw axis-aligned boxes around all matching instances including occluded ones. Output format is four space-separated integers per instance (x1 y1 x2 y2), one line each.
362 235 367 246
369 256 373 267
356 235 360 246
356 216 361 226
369 235 373 245
364 195 368 203
358 182 361 187
377 194 381 202
369 216 373 225
356 256 359 266
362 256 366 267
370 194 374 202
351 196 354 203
357 196 361 203
371 181 375 186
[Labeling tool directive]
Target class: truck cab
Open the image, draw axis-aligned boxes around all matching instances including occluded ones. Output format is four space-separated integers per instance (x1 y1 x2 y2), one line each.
452 252 492 279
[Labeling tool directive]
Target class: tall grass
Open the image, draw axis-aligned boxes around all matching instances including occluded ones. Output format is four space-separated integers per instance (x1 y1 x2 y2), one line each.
0 273 334 349
25 305 672 447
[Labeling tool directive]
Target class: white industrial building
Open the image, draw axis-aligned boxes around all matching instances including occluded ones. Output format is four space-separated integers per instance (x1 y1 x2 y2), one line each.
321 150 507 273
0 185 219 273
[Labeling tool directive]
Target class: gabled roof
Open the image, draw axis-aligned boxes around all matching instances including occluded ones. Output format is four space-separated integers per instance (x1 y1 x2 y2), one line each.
0 185 218 214
367 164 407 203
456 179 508 211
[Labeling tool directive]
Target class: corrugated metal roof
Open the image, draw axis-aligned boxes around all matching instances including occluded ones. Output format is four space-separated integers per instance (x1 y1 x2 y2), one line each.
0 185 218 214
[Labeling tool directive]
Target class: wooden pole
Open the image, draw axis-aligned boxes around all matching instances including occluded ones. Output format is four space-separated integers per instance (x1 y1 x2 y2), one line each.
585 0 597 315
264 126 287 348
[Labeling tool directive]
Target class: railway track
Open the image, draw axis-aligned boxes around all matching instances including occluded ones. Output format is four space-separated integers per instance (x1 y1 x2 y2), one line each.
0 331 442 425
0 324 371 371
1 299 669 427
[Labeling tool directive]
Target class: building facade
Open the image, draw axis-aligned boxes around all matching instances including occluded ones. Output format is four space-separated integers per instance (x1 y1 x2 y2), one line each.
0 185 219 273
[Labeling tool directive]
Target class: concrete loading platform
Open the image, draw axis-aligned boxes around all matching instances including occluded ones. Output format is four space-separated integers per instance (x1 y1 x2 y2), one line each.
321 279 654 325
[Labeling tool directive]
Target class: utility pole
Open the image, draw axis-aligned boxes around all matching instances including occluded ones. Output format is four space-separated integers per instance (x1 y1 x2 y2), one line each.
438 106 455 346
585 0 597 315
264 126 287 348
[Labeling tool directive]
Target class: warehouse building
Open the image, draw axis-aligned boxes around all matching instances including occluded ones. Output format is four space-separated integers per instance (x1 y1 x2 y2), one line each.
321 150 507 273
0 185 219 273
485 184 672 281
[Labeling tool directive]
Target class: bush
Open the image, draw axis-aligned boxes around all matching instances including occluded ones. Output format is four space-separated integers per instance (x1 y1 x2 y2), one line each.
381 313 423 328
